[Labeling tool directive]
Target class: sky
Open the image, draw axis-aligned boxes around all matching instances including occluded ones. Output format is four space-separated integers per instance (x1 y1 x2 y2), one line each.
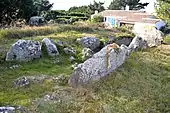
49 0 113 10
49 0 156 13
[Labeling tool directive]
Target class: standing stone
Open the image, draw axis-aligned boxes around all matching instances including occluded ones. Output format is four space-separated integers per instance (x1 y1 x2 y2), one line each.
128 36 148 51
133 24 163 47
42 38 59 57
77 37 100 50
68 44 130 87
6 40 41 61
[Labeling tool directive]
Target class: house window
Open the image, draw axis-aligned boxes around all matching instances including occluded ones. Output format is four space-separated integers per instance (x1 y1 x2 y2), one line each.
104 17 107 22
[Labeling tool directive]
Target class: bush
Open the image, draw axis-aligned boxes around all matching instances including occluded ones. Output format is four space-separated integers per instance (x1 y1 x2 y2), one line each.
70 17 88 24
91 15 104 23
56 18 69 24
163 35 170 44
160 25 170 34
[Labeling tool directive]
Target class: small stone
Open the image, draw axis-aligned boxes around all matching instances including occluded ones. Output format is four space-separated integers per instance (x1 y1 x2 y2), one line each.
82 48 94 60
0 106 15 113
69 56 75 62
64 47 76 55
71 63 79 70
53 75 68 85
9 65 20 69
14 77 30 87
14 75 48 87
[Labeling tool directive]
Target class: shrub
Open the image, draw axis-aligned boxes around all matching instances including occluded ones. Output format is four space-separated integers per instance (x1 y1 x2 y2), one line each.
91 15 104 23
160 25 170 34
56 18 69 24
56 16 72 19
68 12 86 17
70 17 88 24
163 35 170 44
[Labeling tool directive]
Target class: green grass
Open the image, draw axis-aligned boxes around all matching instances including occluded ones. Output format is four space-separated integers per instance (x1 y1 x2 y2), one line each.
0 23 169 112
34 47 170 113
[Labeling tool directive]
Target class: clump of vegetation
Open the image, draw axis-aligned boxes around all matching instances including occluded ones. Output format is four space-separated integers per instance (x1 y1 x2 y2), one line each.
163 35 170 44
115 32 135 39
0 26 57 39
91 15 104 23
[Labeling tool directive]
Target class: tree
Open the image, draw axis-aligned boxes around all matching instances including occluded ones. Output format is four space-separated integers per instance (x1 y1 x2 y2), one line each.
68 6 91 14
108 0 149 10
108 0 122 10
88 1 105 14
0 0 53 25
156 0 170 23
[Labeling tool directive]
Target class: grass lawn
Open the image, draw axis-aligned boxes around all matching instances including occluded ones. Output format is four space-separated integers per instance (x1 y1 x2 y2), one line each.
0 23 169 113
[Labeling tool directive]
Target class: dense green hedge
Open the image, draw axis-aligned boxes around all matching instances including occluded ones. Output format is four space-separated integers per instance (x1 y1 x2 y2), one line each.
91 15 104 22
68 12 86 17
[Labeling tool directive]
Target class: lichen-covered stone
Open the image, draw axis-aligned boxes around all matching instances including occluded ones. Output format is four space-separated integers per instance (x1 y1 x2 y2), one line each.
6 40 41 61
64 47 76 55
68 44 130 87
133 25 163 47
77 37 100 50
128 36 148 51
42 38 59 57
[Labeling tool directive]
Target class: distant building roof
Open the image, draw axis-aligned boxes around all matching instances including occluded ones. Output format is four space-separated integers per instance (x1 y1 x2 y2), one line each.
99 10 159 24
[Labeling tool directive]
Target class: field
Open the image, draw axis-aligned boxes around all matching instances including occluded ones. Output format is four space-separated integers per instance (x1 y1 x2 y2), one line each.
0 23 169 113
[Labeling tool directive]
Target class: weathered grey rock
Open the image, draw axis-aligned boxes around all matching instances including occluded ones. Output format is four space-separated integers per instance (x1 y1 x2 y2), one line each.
29 16 45 26
115 38 133 46
82 48 94 60
69 56 75 62
14 77 30 87
64 47 76 55
77 37 100 50
133 25 163 47
42 38 59 57
128 36 148 51
6 40 41 62
14 75 48 87
68 44 130 87
9 65 20 69
0 107 15 113
53 75 69 85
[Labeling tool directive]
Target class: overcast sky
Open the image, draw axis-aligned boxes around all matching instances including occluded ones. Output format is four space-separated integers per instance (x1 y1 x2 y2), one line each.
49 0 111 10
49 0 156 13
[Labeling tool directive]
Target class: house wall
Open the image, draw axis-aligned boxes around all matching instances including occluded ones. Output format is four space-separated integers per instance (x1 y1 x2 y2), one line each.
104 16 120 27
